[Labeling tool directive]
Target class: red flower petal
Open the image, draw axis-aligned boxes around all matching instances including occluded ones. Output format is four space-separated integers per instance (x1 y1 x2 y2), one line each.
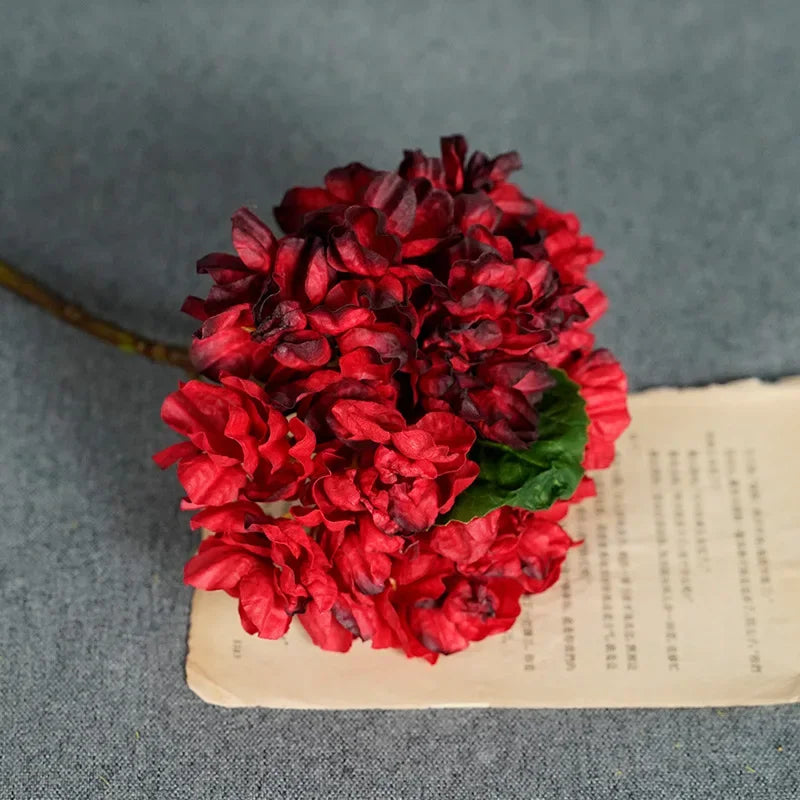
307 306 375 336
455 192 502 232
184 538 256 591
567 349 631 469
324 162 378 203
398 149 446 187
274 186 336 234
409 183 454 239
152 440 197 469
189 304 262 379
339 347 398 383
273 331 332 370
441 134 468 191
363 172 417 237
328 399 405 443
299 601 354 652
338 324 414 367
231 208 277 272
328 206 400 276
237 569 293 639
489 182 536 218
466 149 523 189
429 514 497 564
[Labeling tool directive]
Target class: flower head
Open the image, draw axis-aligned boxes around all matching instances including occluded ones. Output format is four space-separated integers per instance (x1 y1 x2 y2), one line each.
184 506 336 639
311 402 478 535
154 375 314 507
158 135 630 662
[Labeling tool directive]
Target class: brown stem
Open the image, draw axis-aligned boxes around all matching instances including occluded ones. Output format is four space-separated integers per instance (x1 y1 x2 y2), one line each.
0 257 194 373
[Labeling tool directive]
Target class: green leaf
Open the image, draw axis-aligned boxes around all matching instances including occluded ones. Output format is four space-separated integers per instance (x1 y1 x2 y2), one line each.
443 368 589 523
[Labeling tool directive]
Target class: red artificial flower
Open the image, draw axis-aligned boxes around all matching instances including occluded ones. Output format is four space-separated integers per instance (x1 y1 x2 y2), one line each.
308 401 478 535
406 577 524 658
187 303 268 380
154 375 315 506
325 515 404 596
374 551 523 662
182 210 279 379
567 348 631 470
302 549 524 663
254 137 602 449
185 506 336 639
430 506 576 593
526 200 603 284
159 134 631 663
182 209 277 322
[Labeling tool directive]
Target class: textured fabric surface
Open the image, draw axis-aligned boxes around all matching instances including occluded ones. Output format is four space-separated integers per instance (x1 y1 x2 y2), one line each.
2 1 799 797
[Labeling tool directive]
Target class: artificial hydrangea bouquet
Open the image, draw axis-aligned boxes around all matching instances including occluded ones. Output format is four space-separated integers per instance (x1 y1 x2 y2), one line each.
155 135 630 663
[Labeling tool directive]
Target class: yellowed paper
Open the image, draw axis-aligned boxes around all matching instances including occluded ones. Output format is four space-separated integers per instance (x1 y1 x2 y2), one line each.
186 378 800 709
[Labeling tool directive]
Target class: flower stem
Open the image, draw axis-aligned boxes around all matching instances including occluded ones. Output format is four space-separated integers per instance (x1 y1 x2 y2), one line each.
0 257 193 373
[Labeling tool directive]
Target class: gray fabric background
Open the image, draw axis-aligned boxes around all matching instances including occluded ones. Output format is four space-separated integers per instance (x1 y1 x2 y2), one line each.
1 1 799 797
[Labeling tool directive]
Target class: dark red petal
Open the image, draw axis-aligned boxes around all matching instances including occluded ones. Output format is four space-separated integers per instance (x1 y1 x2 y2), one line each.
195 252 249 284
400 238 449 259
305 243 331 305
328 207 401 276
231 208 277 272
181 296 208 321
455 192 502 232
339 347 398 382
338 325 414 366
398 149 446 187
441 135 468 191
307 306 375 336
252 300 307 346
194 253 268 315
444 285 509 321
329 228 389 277
466 149 522 190
324 162 378 202
363 172 417 237
274 186 336 234
190 326 260 379
273 332 332 370
271 236 332 306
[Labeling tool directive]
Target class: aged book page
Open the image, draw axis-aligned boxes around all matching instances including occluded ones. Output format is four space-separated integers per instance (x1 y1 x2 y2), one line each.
185 378 800 709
